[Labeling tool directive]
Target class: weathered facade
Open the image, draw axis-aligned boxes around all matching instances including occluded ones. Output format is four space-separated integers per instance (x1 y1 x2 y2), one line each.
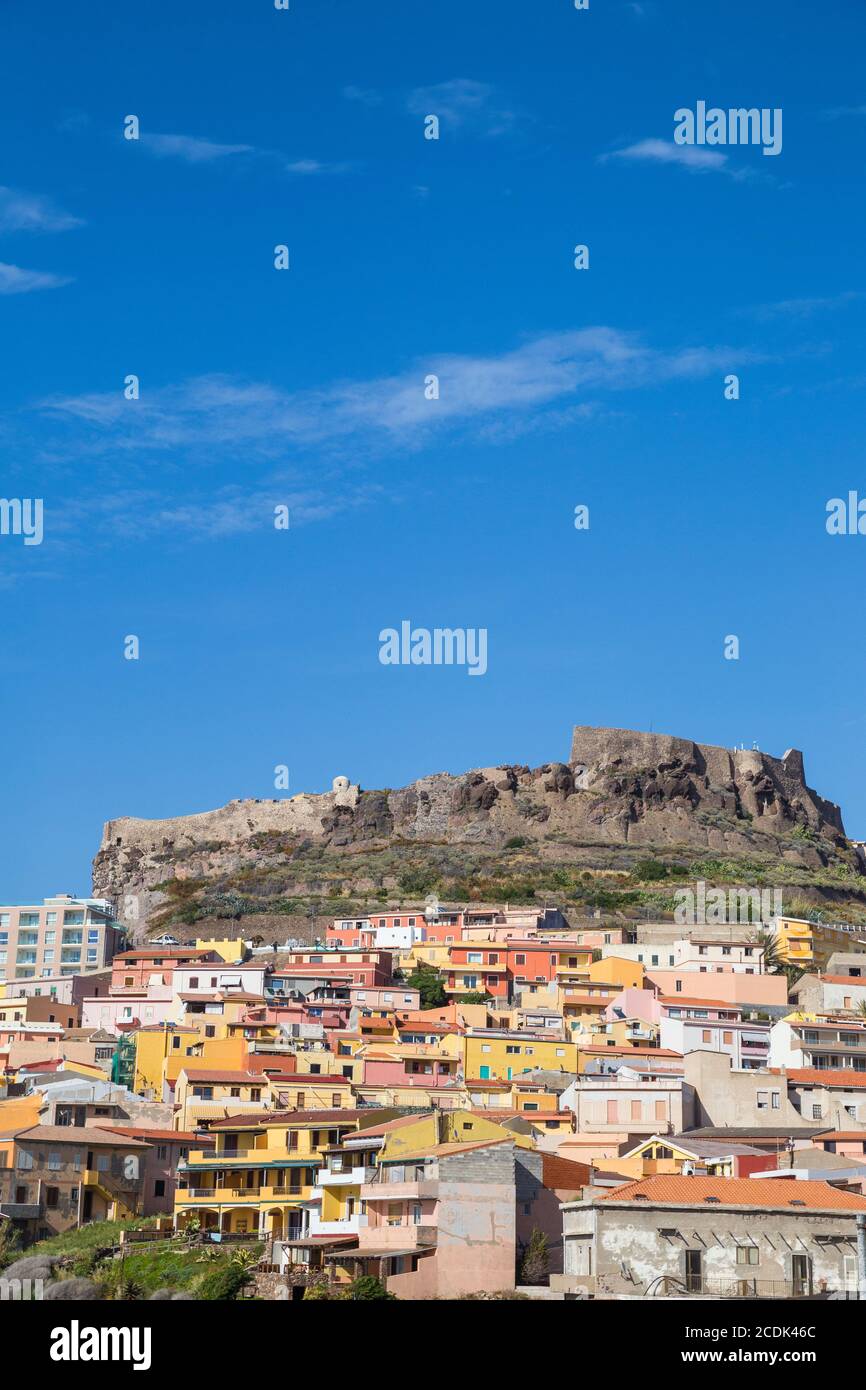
554 1176 866 1299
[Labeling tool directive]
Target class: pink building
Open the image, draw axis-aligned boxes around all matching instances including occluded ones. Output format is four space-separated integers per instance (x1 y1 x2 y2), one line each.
82 993 176 1031
646 968 788 1008
360 1046 461 1089
348 1137 517 1298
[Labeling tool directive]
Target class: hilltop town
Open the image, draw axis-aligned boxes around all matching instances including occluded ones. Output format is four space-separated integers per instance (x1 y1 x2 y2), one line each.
5 864 866 1301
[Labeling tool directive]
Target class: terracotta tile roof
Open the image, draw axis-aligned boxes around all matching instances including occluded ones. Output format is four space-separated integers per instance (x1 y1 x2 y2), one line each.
116 948 214 961
658 997 741 1010
541 1153 592 1189
343 1114 422 1140
814 1131 866 1142
819 975 866 986
787 1068 866 1088
277 1073 353 1084
579 1046 682 1057
181 1069 266 1083
97 1125 212 1144
16 1124 151 1146
207 1109 360 1129
599 1175 866 1210
381 1137 513 1162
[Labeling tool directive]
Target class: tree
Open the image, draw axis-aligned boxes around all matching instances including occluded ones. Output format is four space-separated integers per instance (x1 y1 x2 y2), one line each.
454 992 490 1005
519 1228 550 1286
196 1262 253 1301
348 1275 395 1301
407 960 447 1009
751 928 784 975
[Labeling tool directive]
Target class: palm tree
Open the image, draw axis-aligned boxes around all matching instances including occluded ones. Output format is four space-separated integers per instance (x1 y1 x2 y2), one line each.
751 927 784 975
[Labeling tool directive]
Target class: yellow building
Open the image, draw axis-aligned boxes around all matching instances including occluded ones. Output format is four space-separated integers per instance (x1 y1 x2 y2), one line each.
773 916 866 972
588 956 645 990
312 1107 522 1257
194 937 247 962
174 1106 383 1238
173 1067 272 1130
133 1022 205 1097
463 1030 577 1081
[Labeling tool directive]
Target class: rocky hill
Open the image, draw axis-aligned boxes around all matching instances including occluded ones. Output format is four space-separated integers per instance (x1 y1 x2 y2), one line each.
92 725 866 939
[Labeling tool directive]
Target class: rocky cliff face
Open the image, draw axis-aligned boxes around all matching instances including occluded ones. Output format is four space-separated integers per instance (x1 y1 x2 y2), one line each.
92 726 855 930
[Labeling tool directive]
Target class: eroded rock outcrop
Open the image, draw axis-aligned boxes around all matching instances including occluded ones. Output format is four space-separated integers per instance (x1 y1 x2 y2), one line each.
92 726 854 927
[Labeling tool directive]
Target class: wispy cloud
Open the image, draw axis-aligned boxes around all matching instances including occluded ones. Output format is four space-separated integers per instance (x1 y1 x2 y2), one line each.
739 291 866 321
137 132 353 178
406 79 521 138
140 132 256 163
600 137 779 184
39 327 763 463
0 186 83 233
285 159 354 176
0 262 73 294
600 138 729 173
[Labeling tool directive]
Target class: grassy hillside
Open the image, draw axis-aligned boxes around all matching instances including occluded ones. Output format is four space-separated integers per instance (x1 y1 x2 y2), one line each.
148 836 866 940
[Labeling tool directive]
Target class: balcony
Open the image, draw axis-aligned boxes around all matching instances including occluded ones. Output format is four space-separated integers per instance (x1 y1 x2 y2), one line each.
356 1224 437 1250
316 1166 376 1186
360 1179 439 1201
176 1186 263 1202
309 1213 369 1236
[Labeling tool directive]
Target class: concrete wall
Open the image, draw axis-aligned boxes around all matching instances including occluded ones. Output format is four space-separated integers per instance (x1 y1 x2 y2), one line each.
683 1050 802 1128
558 1199 860 1297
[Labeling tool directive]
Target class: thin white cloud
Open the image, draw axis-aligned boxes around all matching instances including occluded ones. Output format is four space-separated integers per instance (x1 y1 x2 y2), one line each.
600 138 729 173
0 186 84 232
285 159 353 175
140 133 255 163
0 262 73 294
406 79 520 137
39 328 763 461
740 291 866 321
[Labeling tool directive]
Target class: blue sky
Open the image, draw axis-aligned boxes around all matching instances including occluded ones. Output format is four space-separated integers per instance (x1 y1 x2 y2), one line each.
2 0 866 901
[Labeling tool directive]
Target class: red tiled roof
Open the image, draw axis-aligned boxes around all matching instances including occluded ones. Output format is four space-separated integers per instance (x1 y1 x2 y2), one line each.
599 1175 866 1210
541 1153 592 1190
787 1068 866 1089
98 1125 211 1143
658 997 741 1010
206 1109 360 1129
814 1131 866 1142
578 1046 682 1058
181 1069 265 1083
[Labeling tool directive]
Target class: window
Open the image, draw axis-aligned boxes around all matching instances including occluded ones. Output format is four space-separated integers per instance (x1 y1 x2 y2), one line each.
296 1093 305 1108
48 1152 61 1170
702 1030 712 1043
736 1245 759 1265
812 1104 822 1119
332 1093 341 1107
771 1092 780 1110
45 1187 59 1209
154 1180 166 1198
723 1031 733 1045
756 1090 768 1110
